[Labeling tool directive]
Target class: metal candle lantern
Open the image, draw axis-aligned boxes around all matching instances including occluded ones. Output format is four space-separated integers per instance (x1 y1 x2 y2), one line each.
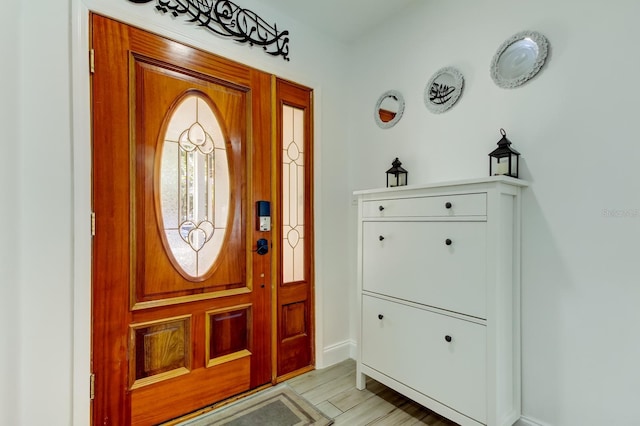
489 128 520 178
386 158 408 187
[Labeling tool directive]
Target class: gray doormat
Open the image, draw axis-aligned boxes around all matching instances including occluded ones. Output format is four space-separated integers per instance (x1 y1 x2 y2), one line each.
176 384 334 426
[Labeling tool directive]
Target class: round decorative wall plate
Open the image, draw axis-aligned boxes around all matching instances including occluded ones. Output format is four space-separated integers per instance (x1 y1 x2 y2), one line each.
424 67 464 113
374 90 405 129
490 30 549 89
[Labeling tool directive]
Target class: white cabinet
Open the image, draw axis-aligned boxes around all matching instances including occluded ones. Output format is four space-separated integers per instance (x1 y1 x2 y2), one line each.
355 177 527 426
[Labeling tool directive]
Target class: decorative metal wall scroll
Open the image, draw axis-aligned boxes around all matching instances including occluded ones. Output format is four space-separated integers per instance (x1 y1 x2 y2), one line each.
424 67 464 113
129 0 290 61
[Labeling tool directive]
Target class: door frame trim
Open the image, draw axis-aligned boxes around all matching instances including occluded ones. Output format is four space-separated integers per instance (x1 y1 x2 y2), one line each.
71 3 326 424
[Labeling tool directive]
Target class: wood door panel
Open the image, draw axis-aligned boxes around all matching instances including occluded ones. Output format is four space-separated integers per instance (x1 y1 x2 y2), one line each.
282 302 307 338
129 294 254 381
247 70 273 388
128 29 253 90
92 16 133 426
131 357 251 426
133 57 247 304
279 299 310 373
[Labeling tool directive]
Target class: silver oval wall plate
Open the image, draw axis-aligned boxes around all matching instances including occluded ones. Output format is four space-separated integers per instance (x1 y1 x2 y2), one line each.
490 31 549 89
424 66 464 113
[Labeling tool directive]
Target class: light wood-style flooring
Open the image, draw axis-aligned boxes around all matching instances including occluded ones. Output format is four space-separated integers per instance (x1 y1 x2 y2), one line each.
285 359 459 425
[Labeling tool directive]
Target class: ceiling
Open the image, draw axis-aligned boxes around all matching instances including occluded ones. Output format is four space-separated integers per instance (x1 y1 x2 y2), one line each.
264 0 419 42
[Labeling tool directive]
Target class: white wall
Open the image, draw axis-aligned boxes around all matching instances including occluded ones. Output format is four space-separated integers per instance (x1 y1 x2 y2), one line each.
0 5 22 426
1 0 352 424
347 1 640 425
17 2 74 425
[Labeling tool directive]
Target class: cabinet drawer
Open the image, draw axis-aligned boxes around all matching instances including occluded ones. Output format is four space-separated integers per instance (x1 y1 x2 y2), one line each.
362 221 486 318
362 193 486 218
361 295 487 423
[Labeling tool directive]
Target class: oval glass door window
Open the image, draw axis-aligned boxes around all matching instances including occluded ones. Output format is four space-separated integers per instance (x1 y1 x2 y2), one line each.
157 92 230 280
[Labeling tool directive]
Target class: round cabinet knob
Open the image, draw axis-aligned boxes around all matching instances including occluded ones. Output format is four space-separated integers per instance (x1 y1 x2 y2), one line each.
445 238 452 246
445 202 452 209
445 335 452 342
379 205 385 211
378 314 384 320
379 235 385 241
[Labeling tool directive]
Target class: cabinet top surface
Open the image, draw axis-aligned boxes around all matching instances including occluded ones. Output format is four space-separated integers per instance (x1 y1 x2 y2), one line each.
353 175 528 196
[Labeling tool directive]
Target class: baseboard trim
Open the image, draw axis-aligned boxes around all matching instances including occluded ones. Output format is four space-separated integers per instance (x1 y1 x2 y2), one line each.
318 339 355 368
516 415 550 426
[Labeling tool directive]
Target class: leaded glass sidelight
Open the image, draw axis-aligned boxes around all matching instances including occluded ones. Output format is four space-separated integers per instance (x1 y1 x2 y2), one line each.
282 105 305 283
158 92 230 279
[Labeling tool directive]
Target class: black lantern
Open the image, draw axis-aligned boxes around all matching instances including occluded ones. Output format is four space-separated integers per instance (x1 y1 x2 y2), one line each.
489 128 520 178
386 157 408 187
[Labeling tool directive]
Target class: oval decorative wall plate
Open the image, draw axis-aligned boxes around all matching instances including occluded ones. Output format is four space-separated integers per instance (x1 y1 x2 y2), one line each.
374 90 406 129
424 67 464 113
490 30 549 88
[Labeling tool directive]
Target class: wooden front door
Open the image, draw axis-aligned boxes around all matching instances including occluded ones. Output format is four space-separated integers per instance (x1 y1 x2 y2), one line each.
91 14 272 425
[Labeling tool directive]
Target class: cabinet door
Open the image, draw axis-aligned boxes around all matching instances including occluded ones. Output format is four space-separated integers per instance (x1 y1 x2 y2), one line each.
361 295 487 423
363 221 486 318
